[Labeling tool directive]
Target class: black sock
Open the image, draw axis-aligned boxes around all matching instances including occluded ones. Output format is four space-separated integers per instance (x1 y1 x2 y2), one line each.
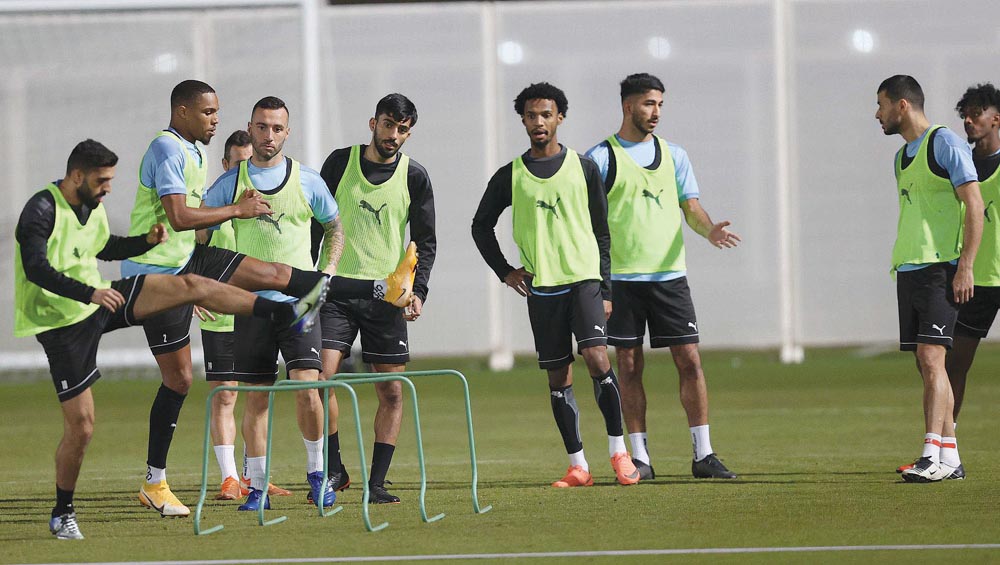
285 268 326 298
369 442 395 487
327 432 343 473
328 277 376 301
147 384 186 469
53 486 74 517
252 297 296 325
592 369 624 437
550 385 583 453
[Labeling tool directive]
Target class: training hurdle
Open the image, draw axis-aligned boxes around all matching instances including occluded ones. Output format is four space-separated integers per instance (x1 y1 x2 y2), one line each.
333 370 492 517
193 369 491 535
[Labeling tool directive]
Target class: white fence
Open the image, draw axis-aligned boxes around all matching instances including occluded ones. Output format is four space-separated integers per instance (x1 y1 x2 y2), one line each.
1 0 994 368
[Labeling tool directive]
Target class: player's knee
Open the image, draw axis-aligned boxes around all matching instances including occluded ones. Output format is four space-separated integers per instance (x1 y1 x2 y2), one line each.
213 389 238 411
164 373 192 395
66 412 95 445
376 382 403 409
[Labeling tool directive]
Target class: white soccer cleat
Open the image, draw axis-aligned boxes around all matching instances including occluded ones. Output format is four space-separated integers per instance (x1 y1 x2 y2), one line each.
900 457 948 483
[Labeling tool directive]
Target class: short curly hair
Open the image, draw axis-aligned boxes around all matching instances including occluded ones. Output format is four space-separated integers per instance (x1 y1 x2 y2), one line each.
514 82 568 116
955 83 1000 116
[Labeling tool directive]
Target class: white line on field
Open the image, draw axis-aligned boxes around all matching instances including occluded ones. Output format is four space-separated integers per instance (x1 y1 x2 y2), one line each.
18 544 1000 564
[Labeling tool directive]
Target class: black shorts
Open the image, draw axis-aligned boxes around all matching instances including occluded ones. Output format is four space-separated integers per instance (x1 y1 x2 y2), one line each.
201 329 235 381
526 280 608 370
607 277 700 348
139 244 245 355
320 298 409 365
36 277 145 402
232 313 323 383
897 262 959 351
955 285 1000 339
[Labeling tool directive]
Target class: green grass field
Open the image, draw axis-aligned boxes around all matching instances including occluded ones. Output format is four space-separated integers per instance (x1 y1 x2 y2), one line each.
1 346 999 564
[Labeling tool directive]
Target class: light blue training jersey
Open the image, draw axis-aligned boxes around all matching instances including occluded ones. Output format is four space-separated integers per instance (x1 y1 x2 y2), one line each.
895 126 978 272
204 158 339 302
121 128 203 277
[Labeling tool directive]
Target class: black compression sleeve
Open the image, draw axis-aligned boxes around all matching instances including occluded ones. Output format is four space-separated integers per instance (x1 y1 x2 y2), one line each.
471 164 516 281
581 158 612 300
407 160 437 302
97 234 156 261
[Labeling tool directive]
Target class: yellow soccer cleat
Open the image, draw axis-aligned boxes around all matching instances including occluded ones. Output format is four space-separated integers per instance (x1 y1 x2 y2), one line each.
139 481 190 517
384 242 417 308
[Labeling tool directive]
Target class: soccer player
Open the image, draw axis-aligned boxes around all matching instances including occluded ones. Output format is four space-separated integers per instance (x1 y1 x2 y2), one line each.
15 139 325 539
472 82 639 487
585 73 740 480
875 75 983 482
941 83 1000 449
313 93 436 504
123 80 414 516
196 130 291 500
203 96 385 511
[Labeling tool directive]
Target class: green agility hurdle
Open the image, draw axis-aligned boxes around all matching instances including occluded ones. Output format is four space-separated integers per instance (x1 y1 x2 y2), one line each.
193 379 376 535
333 370 492 516
193 369 491 535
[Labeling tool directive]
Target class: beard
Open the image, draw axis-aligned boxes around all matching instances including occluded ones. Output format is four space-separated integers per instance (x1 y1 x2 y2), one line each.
632 114 656 135
373 137 400 160
77 184 104 209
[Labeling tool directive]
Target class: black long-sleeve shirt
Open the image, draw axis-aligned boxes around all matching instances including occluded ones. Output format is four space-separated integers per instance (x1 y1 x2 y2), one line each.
15 187 157 304
313 146 437 303
471 146 612 299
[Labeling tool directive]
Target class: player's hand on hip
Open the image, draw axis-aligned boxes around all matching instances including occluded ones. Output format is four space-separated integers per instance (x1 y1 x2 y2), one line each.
236 189 272 218
146 223 169 244
709 221 741 249
504 267 533 297
603 300 612 320
91 288 125 312
193 305 217 322
953 267 975 304
403 296 423 321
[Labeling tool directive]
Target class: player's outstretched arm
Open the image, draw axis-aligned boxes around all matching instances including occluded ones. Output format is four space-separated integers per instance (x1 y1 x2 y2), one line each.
160 189 272 232
955 180 984 304
681 198 741 249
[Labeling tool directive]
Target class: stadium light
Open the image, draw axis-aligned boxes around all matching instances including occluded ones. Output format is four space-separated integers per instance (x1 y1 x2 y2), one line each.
497 40 524 65
851 29 875 53
153 52 178 74
647 36 671 60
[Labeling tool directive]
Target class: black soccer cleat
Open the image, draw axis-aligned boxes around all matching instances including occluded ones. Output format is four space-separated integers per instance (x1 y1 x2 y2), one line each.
942 463 966 480
632 458 655 481
692 453 737 479
367 481 401 504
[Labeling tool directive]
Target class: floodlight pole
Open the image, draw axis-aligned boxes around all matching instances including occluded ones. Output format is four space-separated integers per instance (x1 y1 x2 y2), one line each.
773 0 803 364
300 0 322 168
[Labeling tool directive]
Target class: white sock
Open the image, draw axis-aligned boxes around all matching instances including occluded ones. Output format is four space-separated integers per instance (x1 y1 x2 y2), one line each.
303 437 324 474
146 465 166 484
629 432 650 465
691 425 713 461
246 456 267 491
568 449 589 472
921 433 942 463
373 279 388 300
608 435 627 457
214 444 239 481
940 436 961 467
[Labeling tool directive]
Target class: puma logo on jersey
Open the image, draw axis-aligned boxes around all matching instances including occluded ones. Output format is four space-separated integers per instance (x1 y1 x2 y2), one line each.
986 201 994 223
399 340 407 347
931 324 946 335
192 189 202 200
642 189 664 209
594 325 605 334
257 212 286 234
359 200 388 225
72 247 81 259
310 347 319 356
901 185 912 205
688 322 698 332
536 197 561 217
